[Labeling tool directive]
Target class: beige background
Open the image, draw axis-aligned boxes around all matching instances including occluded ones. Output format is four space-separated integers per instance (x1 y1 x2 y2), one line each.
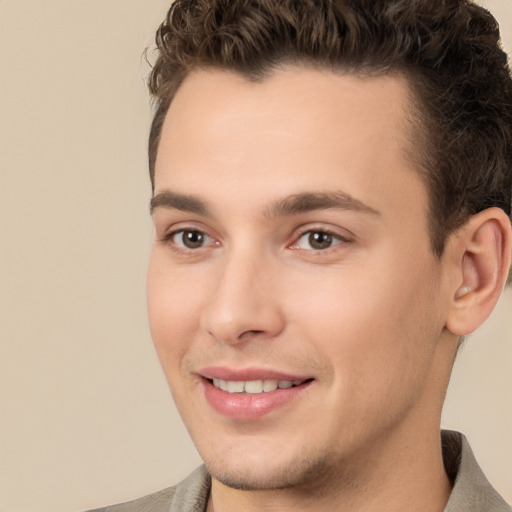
0 1 511 511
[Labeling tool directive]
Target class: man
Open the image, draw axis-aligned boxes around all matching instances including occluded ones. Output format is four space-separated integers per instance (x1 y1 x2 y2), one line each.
91 0 512 510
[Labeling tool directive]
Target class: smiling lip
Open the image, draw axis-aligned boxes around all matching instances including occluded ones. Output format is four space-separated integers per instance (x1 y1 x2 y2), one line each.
200 366 310 382
199 366 313 420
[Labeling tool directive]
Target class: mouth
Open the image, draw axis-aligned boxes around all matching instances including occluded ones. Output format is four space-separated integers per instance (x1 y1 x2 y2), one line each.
209 378 311 394
199 368 314 420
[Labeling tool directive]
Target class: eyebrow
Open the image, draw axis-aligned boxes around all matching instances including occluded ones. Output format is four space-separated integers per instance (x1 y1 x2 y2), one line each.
150 190 210 216
265 191 381 219
150 189 380 218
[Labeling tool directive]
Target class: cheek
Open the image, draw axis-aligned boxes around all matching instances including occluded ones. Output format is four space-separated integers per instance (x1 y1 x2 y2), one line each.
289 256 442 392
146 251 203 366
295 272 441 449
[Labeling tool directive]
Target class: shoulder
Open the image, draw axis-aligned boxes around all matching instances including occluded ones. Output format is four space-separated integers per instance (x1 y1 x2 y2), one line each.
85 466 210 512
442 430 511 512
88 486 176 512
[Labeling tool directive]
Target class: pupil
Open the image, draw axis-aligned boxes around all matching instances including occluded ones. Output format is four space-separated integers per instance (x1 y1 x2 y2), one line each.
184 230 204 248
309 231 332 249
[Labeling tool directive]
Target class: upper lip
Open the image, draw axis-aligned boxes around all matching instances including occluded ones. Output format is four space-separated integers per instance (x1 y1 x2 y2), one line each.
199 366 312 382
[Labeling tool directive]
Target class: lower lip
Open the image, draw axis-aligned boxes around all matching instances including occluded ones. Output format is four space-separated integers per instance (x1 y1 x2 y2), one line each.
202 379 312 420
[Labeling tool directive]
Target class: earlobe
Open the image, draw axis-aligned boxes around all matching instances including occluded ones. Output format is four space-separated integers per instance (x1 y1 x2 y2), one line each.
445 208 512 336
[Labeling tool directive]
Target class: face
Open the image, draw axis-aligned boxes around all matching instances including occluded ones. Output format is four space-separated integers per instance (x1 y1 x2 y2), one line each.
147 68 453 491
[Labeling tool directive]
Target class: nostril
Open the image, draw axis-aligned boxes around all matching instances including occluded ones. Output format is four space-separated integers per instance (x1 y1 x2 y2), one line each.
244 329 264 336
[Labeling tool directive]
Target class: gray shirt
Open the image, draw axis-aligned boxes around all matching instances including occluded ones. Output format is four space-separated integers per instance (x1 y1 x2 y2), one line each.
90 431 510 512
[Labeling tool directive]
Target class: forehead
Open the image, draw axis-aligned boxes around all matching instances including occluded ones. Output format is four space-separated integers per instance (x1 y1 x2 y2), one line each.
154 67 427 223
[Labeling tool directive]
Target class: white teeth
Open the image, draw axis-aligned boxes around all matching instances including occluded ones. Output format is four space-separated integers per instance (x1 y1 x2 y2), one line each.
213 378 228 391
212 378 305 394
263 379 279 392
227 380 245 393
244 380 264 394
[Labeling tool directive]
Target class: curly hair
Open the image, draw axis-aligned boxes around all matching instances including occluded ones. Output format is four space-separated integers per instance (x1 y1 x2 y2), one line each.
148 0 512 268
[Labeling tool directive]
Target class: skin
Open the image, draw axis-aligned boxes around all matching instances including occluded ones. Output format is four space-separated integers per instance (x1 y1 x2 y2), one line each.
147 67 486 511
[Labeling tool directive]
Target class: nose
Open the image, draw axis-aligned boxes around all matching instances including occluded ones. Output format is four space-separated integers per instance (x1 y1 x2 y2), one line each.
199 251 285 346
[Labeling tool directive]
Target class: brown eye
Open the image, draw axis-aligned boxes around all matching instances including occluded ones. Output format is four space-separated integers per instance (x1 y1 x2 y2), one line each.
308 231 333 250
173 230 212 249
294 230 346 251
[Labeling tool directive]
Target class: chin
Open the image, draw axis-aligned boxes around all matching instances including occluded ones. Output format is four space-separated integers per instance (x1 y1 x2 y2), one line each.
204 452 332 491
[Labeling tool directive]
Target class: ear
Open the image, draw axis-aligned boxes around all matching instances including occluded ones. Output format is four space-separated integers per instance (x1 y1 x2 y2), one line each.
445 207 512 336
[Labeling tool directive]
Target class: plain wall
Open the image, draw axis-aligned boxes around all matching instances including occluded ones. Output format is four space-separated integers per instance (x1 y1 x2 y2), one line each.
0 1 510 511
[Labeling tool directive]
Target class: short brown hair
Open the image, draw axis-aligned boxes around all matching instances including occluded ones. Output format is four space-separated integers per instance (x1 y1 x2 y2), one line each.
148 0 512 267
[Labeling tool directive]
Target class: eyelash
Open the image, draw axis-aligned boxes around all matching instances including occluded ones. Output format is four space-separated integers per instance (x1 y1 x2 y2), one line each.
290 227 351 251
160 228 217 253
161 226 351 254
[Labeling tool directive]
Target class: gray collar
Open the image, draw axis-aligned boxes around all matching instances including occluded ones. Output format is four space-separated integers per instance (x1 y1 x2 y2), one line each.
442 430 510 511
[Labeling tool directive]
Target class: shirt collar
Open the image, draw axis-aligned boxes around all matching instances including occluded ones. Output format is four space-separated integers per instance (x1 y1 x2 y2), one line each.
442 430 510 511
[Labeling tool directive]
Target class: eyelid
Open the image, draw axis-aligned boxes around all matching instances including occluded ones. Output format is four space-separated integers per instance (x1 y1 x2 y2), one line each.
288 225 353 250
157 221 353 253
172 229 215 249
157 219 214 241
159 224 221 253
